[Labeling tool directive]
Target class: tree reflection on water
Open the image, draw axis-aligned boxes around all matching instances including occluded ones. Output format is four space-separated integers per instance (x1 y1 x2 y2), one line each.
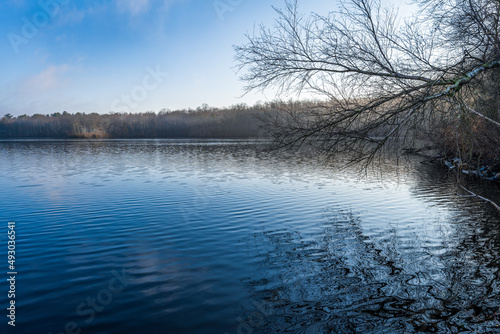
240 174 500 333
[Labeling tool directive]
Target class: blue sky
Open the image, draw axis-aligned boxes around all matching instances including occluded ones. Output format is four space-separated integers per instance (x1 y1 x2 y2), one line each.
0 0 410 116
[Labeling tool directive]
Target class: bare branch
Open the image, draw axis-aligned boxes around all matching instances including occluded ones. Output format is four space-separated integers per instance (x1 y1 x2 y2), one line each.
460 185 500 212
235 0 500 164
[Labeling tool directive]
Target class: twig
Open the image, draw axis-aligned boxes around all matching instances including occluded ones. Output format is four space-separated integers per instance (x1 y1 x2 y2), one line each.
459 185 500 212
461 103 500 127
444 97 500 127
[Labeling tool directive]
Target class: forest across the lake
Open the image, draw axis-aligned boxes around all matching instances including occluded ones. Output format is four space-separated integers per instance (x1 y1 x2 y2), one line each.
1 99 500 172
0 103 269 139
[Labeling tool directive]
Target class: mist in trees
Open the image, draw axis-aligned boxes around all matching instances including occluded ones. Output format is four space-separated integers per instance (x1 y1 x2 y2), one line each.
0 104 272 139
235 0 500 166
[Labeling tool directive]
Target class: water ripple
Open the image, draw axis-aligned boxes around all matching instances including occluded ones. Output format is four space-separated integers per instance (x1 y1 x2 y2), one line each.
0 139 498 333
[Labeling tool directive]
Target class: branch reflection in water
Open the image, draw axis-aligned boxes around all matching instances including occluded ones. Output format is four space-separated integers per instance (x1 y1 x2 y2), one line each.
236 171 500 333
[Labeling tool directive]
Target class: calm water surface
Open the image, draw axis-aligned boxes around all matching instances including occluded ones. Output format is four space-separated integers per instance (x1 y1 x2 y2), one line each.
0 139 499 333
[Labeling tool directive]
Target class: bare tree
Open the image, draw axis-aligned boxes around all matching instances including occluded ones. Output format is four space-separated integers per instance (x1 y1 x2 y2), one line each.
235 0 500 164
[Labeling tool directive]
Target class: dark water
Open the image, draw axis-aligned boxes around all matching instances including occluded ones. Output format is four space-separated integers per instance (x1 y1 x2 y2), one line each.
0 139 499 334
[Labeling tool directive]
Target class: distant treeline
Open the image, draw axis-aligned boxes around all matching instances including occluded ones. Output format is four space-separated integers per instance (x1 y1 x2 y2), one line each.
0 104 274 139
6 100 497 167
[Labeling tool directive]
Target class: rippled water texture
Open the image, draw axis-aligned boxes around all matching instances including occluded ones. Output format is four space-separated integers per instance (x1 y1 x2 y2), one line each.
0 139 499 333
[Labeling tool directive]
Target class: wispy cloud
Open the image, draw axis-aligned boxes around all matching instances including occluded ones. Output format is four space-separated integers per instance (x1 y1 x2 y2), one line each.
0 63 108 115
116 0 187 16
0 64 72 115
58 8 86 25
116 0 151 15
161 0 188 11
20 64 70 93
55 4 106 26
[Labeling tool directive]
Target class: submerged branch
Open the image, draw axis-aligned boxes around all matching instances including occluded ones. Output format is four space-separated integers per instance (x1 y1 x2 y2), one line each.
460 185 500 212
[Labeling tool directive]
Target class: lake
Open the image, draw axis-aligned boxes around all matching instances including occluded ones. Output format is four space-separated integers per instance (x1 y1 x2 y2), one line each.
0 139 499 333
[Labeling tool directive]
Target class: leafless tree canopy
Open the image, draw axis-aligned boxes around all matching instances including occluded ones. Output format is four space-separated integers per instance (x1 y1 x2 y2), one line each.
235 0 500 163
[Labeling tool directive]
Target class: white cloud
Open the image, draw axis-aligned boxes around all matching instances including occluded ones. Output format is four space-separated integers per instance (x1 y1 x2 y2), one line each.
161 0 187 11
54 3 109 27
20 64 70 93
116 0 151 15
0 63 105 116
116 0 188 16
60 8 86 24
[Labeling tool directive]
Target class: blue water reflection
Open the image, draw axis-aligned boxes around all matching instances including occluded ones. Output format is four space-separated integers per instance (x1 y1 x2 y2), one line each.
0 139 498 333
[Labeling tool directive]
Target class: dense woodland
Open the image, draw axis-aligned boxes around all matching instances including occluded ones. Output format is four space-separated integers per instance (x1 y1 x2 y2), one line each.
0 103 273 139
